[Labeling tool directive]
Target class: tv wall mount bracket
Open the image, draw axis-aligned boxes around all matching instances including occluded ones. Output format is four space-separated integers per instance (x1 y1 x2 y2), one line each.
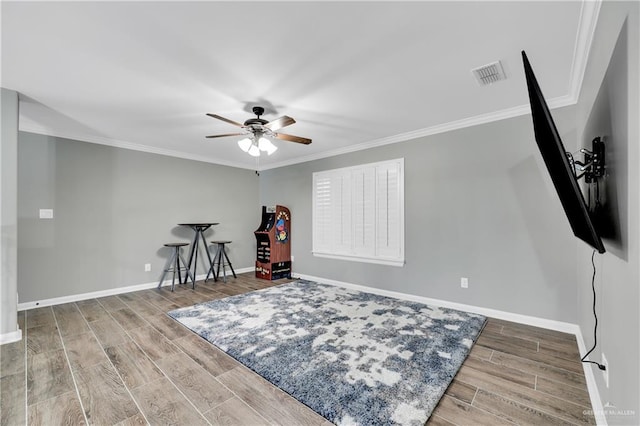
567 137 605 183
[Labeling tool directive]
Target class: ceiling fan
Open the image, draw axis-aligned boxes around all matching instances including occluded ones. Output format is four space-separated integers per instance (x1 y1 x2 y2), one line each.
206 106 311 156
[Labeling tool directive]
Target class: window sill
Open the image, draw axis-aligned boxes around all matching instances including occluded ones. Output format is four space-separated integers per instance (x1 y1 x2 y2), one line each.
312 251 405 267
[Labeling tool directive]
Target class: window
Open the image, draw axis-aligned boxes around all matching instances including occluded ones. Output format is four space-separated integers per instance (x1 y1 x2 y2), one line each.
312 158 404 266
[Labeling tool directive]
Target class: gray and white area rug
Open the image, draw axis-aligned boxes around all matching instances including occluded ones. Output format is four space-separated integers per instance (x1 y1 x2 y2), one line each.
168 280 486 425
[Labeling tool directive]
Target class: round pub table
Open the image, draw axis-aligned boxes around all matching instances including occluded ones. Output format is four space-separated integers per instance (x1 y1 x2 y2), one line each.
178 223 219 283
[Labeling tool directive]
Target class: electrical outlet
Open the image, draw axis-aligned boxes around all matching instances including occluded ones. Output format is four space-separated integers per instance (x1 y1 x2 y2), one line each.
461 277 469 288
144 263 151 272
602 353 609 388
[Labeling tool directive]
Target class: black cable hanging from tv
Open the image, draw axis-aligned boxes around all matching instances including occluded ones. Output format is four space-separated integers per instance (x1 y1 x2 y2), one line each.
581 182 605 370
581 250 606 371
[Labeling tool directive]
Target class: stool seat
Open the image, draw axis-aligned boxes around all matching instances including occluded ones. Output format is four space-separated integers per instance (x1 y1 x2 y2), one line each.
205 241 236 283
158 242 195 291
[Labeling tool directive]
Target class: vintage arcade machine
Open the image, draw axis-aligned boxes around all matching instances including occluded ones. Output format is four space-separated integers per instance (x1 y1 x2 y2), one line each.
254 205 291 280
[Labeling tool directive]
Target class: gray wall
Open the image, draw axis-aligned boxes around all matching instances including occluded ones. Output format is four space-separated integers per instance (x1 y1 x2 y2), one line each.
18 132 259 303
1 88 19 338
575 2 639 424
260 108 579 323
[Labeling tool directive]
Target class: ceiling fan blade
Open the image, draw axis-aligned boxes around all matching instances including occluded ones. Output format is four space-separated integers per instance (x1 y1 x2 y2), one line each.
205 133 246 139
275 133 312 145
265 115 295 132
206 113 244 128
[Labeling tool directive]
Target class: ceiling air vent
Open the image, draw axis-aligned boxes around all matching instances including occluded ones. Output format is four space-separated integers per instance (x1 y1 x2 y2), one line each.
471 61 506 86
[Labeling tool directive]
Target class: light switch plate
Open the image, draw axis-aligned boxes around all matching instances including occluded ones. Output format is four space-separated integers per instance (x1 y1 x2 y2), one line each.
39 209 54 219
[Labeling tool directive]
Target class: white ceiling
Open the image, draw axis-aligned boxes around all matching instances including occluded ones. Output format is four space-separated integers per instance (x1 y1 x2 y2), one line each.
1 1 599 170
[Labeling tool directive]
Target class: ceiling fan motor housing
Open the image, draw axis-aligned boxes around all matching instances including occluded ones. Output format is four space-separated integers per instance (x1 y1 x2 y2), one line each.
244 118 268 126
245 106 268 127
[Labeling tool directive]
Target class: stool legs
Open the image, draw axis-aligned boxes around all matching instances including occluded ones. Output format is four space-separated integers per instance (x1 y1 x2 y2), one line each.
216 247 224 281
205 256 217 282
220 246 237 280
205 243 236 283
158 246 196 291
158 249 178 289
178 250 196 290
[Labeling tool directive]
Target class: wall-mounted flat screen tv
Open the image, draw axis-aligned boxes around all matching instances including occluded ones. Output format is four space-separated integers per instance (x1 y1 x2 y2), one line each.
522 50 606 253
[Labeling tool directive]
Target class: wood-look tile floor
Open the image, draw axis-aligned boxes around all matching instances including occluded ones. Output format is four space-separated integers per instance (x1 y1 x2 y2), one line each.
0 273 595 425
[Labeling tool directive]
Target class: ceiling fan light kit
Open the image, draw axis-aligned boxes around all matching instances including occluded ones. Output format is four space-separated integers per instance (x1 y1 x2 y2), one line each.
257 136 278 155
207 106 311 157
237 134 278 157
248 144 260 157
237 137 253 152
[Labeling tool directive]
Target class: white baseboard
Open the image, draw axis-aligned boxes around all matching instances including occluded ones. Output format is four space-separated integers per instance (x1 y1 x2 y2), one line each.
225 267 254 275
18 278 183 311
0 328 23 345
296 273 580 334
17 266 254 311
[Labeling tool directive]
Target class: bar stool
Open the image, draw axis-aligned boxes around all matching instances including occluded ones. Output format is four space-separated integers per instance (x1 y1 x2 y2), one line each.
206 241 237 283
158 243 195 291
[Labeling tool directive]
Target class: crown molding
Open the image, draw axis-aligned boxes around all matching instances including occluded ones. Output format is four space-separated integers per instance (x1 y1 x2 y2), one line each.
568 0 602 102
18 119 256 171
18 93 574 174
260 94 576 171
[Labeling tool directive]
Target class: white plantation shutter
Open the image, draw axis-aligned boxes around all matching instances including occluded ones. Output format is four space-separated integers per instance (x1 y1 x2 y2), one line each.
333 171 352 254
376 161 402 260
312 158 404 266
352 167 376 257
312 174 332 253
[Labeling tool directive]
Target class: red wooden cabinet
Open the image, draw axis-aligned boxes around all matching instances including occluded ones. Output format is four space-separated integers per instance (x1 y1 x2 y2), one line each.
255 205 291 280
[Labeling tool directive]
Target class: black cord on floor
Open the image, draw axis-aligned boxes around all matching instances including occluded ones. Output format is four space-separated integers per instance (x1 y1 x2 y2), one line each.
581 249 607 371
